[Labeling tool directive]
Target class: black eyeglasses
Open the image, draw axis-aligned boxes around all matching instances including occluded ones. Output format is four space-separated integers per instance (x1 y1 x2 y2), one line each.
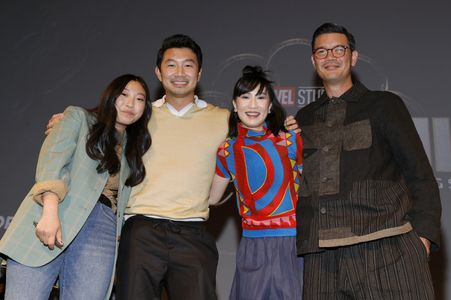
313 45 349 59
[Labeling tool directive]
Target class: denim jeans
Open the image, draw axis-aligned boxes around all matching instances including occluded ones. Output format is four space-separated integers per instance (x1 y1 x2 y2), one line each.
5 202 117 300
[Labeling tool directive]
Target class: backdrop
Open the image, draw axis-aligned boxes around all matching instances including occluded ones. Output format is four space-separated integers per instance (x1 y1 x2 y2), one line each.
1 1 450 299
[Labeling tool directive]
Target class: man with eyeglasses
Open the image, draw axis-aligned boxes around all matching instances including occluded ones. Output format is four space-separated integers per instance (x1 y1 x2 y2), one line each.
295 23 441 299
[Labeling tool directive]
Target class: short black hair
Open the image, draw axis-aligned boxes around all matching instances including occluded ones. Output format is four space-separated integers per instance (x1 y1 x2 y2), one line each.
156 34 203 69
311 22 356 51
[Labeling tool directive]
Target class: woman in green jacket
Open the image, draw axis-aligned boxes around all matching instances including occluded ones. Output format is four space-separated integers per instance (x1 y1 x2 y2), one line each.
0 74 152 300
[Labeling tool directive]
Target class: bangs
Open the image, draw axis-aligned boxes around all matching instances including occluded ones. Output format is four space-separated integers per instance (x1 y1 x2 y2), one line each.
233 78 271 98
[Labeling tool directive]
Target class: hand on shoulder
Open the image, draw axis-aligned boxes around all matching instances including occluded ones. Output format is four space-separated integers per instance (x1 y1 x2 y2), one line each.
45 113 64 136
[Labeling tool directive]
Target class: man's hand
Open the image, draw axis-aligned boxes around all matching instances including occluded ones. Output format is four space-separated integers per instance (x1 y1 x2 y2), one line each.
284 115 300 133
419 236 431 257
45 113 64 135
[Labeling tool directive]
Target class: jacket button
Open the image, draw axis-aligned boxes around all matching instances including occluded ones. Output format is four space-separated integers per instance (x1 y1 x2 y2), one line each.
321 177 329 183
320 207 327 214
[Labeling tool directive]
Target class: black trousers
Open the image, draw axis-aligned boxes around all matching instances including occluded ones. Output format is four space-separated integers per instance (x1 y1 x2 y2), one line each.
116 215 218 300
303 230 435 300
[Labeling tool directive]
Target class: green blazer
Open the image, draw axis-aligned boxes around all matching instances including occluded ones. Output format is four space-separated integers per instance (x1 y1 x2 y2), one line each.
0 106 131 298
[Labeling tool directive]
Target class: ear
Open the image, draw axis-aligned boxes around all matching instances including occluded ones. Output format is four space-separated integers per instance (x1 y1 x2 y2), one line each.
155 66 162 82
351 50 358 67
197 68 202 82
311 55 317 70
232 99 237 112
268 103 273 113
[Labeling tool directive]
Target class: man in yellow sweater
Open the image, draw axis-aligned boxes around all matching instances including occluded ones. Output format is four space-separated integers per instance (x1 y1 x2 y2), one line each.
115 35 229 300
45 34 298 299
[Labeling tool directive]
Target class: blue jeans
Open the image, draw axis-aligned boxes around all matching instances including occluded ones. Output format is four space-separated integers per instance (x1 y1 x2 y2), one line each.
5 202 117 300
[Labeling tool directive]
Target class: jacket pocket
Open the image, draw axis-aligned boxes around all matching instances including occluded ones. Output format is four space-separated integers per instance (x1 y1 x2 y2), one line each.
343 119 372 151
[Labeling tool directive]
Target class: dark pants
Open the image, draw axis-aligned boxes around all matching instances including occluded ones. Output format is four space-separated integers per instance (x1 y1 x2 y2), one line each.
116 215 218 300
230 236 304 300
303 231 435 300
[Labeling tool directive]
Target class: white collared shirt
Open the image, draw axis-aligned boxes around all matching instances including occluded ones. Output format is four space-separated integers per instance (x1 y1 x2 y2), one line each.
153 95 207 117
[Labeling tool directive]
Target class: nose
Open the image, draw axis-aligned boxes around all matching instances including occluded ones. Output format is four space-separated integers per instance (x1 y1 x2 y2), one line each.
249 96 258 108
125 96 134 108
325 49 335 59
175 65 184 75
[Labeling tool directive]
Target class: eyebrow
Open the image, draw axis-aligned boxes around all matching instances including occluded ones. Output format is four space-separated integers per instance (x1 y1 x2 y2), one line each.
123 88 146 97
164 58 197 64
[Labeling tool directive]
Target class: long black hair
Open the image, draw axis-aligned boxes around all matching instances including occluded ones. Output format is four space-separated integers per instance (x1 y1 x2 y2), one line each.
85 74 152 187
228 65 286 138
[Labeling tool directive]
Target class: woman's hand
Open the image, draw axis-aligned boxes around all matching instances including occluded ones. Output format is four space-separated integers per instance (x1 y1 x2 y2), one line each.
35 192 63 250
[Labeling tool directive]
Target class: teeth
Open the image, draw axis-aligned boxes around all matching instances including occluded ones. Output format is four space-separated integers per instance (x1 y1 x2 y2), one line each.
324 64 339 68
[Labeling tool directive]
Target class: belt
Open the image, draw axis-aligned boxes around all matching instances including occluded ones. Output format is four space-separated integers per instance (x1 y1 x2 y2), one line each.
98 194 112 209
129 215 205 233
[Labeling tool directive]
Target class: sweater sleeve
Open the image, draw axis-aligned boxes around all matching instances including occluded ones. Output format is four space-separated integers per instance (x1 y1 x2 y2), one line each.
215 141 231 179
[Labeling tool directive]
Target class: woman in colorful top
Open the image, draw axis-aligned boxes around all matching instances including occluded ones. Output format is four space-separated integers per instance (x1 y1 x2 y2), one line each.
0 74 152 300
209 66 304 299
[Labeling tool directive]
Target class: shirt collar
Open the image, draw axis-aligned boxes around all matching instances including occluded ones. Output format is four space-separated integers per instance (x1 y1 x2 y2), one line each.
152 95 207 117
153 95 207 108
237 123 272 139
316 81 368 107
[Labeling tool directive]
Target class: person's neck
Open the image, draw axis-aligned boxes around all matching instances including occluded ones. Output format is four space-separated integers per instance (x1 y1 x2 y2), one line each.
115 125 125 134
323 78 353 98
165 95 195 111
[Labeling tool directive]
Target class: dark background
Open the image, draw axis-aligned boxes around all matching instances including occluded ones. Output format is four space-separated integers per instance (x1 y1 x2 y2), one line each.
1 1 450 298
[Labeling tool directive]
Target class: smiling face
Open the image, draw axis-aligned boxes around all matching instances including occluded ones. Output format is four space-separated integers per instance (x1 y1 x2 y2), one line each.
312 33 358 87
155 47 201 102
114 80 146 132
233 85 272 132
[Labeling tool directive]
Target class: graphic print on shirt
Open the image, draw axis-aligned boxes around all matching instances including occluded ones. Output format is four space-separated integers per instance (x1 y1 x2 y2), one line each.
216 125 302 237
